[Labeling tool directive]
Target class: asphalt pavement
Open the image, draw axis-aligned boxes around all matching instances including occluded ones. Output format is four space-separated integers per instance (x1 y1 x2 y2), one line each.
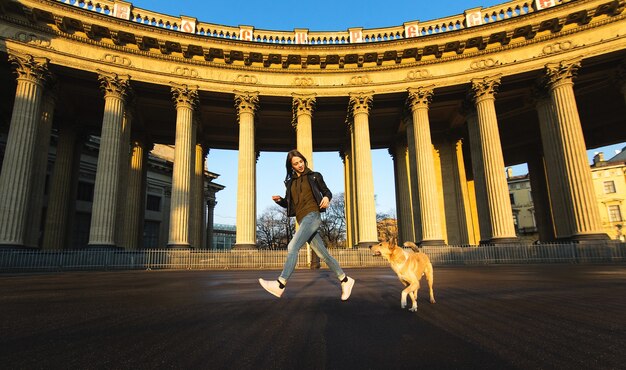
1 264 625 369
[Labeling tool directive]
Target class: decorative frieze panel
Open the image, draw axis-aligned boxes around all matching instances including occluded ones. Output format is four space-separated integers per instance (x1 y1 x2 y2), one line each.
349 75 372 85
293 77 315 86
13 32 52 48
235 75 258 84
102 54 131 66
542 41 574 56
405 69 431 81
470 58 500 70
173 66 198 78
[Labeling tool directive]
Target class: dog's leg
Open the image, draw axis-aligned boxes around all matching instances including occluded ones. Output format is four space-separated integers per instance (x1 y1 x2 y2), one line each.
426 264 436 304
408 291 418 312
402 283 419 311
400 291 408 309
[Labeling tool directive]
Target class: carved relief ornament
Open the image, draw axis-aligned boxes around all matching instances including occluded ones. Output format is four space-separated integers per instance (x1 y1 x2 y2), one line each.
234 91 259 117
8 52 50 85
14 32 51 48
97 70 130 100
407 86 435 111
544 58 581 89
292 95 316 116
348 92 373 115
470 75 501 102
171 83 199 109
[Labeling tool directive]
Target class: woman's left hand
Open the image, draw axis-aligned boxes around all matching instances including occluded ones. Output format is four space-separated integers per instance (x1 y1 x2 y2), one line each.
319 196 330 209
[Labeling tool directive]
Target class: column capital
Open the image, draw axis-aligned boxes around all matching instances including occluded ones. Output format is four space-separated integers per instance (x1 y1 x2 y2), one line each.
171 83 199 110
234 91 259 117
292 93 316 117
348 92 374 115
470 75 501 102
544 58 582 89
8 52 50 86
97 70 130 100
407 85 435 111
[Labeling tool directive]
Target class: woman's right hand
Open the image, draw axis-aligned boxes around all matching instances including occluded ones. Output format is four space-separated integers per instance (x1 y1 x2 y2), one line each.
272 195 282 202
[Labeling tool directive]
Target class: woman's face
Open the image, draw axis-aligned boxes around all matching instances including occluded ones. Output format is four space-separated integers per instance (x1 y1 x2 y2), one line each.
291 156 306 175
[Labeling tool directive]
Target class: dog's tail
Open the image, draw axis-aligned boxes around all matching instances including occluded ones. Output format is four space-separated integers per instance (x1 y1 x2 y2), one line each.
403 241 421 253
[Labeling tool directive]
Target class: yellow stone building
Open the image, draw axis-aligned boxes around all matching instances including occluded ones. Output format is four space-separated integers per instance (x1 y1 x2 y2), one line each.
1 0 626 249
591 149 626 241
507 147 626 243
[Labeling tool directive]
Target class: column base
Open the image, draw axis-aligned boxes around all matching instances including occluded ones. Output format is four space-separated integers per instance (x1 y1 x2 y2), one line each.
419 239 446 247
166 243 191 249
85 244 123 250
0 244 38 250
569 233 610 243
232 243 256 250
356 241 378 249
481 237 519 245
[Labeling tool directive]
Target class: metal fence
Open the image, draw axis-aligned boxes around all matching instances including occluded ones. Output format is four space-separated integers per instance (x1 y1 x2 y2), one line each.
1 242 625 272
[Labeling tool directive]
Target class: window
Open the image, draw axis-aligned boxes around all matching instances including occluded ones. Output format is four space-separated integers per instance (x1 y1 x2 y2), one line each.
608 205 622 222
146 194 161 211
509 193 515 205
77 182 94 202
604 181 616 194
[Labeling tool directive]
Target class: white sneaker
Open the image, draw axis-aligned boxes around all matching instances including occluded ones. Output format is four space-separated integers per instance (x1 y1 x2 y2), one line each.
341 276 355 301
259 278 284 298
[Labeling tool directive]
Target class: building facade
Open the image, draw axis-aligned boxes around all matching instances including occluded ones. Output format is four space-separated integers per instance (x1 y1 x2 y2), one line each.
1 0 626 249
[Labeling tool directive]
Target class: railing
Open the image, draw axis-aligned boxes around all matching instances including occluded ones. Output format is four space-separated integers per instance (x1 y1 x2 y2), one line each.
52 0 576 44
1 242 624 272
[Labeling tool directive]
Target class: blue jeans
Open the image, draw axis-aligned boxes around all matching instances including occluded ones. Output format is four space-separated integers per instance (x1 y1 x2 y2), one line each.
278 211 346 284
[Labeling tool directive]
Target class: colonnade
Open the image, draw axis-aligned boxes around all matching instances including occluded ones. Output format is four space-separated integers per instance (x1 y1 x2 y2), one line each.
0 51 616 249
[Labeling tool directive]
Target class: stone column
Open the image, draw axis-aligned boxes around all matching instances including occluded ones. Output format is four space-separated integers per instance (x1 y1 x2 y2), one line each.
542 59 607 240
234 91 259 249
292 94 319 265
438 138 471 245
404 116 422 242
26 84 57 248
42 124 80 250
348 92 378 247
392 142 415 245
121 137 150 249
206 197 216 249
349 134 360 247
341 150 355 248
168 84 198 248
526 147 556 242
191 143 207 249
88 71 129 249
0 53 49 248
115 105 133 248
407 87 445 246
469 76 518 244
292 94 316 167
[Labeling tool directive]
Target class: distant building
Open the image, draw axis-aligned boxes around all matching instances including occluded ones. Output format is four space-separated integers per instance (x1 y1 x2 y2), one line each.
506 146 626 242
591 149 626 242
0 134 225 249
212 224 236 250
507 169 537 243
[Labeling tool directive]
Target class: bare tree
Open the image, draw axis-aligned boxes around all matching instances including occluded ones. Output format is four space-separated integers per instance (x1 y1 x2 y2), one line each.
256 205 294 249
320 193 347 248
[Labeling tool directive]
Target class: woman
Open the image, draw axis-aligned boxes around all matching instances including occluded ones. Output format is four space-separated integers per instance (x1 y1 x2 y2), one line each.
258 149 355 300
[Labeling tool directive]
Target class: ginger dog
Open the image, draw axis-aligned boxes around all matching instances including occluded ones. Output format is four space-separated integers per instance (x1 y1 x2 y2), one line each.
370 238 435 312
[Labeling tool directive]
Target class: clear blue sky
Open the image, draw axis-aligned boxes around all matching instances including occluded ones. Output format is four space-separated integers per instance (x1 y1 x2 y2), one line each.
129 0 626 225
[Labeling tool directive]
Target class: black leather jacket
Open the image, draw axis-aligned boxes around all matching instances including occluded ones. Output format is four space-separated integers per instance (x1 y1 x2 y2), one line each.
275 170 332 218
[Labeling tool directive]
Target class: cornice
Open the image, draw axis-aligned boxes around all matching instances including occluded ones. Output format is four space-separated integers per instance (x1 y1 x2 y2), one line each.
1 0 625 99
3 0 624 72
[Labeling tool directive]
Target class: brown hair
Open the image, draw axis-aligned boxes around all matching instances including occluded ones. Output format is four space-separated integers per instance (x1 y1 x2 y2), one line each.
285 149 308 181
